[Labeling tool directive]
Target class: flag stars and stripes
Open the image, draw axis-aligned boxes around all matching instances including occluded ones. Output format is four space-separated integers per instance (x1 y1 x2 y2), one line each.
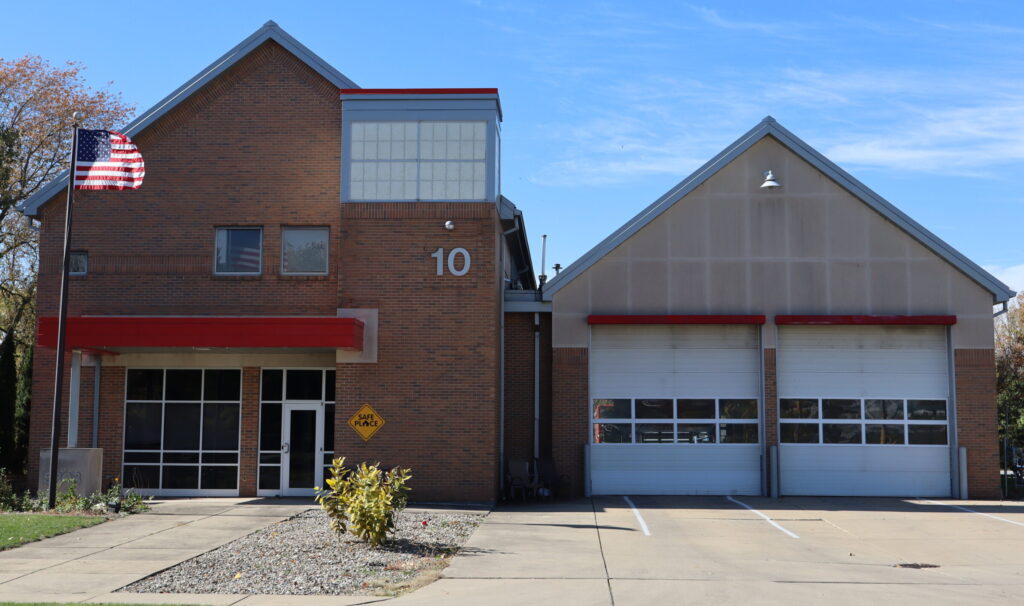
74 129 145 190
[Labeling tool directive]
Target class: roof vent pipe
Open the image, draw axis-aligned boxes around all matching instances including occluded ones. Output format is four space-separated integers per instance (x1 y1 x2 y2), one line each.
538 234 548 287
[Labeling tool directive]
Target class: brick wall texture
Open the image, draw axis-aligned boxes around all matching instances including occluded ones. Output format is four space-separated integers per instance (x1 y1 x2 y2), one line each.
954 348 1000 499
551 347 588 497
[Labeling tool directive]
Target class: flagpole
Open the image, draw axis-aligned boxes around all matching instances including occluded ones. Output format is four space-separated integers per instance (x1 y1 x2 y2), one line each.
47 114 80 509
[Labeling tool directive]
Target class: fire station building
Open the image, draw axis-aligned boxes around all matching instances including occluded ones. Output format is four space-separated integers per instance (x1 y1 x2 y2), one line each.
23 22 1013 502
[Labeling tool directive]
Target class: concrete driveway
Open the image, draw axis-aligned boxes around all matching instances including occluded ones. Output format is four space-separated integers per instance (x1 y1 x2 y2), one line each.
394 496 1024 605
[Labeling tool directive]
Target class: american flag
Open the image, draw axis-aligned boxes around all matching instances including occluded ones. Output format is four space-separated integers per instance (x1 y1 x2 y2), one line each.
74 129 145 190
233 246 262 271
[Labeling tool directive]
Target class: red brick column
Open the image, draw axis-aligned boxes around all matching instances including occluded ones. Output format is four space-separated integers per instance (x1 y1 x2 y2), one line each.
954 349 1000 499
238 367 260 497
551 347 588 497
99 366 125 488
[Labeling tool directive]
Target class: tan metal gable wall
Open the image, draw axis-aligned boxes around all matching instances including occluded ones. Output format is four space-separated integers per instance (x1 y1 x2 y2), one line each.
552 138 994 348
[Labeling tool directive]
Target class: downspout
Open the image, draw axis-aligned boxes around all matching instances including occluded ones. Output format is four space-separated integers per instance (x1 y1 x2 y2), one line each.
499 221 521 498
533 312 541 460
91 357 101 448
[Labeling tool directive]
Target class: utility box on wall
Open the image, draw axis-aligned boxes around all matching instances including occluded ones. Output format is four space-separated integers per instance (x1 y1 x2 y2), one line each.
39 448 103 496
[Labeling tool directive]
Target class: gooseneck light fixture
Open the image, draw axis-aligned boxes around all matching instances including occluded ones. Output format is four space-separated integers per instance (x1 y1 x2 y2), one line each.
760 170 780 189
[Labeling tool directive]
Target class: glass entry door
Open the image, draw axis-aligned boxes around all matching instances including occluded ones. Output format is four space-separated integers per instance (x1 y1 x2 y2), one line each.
281 402 323 496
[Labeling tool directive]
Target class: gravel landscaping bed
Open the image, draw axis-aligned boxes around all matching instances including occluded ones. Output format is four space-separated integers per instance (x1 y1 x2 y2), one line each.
120 508 484 596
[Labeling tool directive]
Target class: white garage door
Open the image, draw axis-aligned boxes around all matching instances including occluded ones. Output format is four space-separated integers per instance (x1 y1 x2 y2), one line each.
589 325 762 495
778 326 951 497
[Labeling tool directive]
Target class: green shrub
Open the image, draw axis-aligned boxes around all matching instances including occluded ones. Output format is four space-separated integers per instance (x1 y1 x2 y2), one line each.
0 468 16 511
315 457 411 547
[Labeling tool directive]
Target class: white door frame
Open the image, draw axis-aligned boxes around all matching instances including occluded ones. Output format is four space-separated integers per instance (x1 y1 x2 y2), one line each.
281 401 324 497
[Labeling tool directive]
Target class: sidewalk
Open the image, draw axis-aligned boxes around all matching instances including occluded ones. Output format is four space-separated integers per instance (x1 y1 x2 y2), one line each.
0 498 317 604
0 498 606 605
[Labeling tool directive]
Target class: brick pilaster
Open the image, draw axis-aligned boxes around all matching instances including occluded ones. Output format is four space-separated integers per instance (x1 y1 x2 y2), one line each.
954 349 1000 499
551 347 588 497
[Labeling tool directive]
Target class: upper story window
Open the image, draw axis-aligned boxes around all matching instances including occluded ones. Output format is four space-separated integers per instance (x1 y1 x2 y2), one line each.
340 89 502 203
69 251 88 276
214 227 262 275
349 121 487 201
281 226 329 275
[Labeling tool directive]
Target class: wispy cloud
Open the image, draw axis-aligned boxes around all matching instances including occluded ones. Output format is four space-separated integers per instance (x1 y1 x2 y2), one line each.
688 5 810 40
984 264 1024 292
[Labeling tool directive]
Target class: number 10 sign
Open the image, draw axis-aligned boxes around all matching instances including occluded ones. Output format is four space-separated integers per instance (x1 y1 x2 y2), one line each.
431 247 471 276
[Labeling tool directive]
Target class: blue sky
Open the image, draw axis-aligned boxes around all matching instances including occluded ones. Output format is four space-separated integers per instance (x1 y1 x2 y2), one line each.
6 1 1024 291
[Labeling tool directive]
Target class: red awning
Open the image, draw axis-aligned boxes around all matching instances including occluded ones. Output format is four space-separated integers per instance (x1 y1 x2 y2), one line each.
38 316 364 351
775 315 957 326
587 315 766 325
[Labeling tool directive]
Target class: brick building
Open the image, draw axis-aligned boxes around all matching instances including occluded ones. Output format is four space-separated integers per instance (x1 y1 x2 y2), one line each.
22 22 1013 502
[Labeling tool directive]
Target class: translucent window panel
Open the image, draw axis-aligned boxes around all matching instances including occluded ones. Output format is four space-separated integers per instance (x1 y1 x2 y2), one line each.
635 399 673 419
781 423 820 443
720 423 759 443
823 423 862 444
201 466 238 490
720 399 758 419
593 423 632 443
123 465 159 490
162 466 199 489
203 370 240 401
908 400 947 421
202 403 240 451
866 424 905 444
677 399 716 419
127 369 163 401
258 466 280 490
260 453 281 464
593 399 631 419
780 399 819 419
123 452 160 463
866 399 904 420
636 424 674 443
163 402 200 450
286 370 323 400
822 399 861 420
165 370 202 401
261 370 283 401
909 425 948 445
214 228 261 274
282 227 329 274
260 403 282 451
677 423 716 443
125 403 162 450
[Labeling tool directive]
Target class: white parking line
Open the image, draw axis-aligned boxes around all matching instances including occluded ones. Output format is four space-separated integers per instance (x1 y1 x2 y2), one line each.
727 495 800 539
623 495 651 536
920 499 1024 528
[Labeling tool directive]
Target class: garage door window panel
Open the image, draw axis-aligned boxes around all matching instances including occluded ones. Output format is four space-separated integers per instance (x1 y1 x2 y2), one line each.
677 423 716 443
720 423 759 443
594 423 633 443
636 424 674 443
593 399 631 419
780 397 947 446
677 399 715 419
636 399 673 419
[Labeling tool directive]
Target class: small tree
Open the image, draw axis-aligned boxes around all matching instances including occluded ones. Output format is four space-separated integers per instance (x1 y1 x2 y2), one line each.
996 293 1024 468
315 457 412 547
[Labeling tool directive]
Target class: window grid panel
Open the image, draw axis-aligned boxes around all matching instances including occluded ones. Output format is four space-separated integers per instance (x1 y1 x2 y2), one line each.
591 398 759 445
778 398 948 445
122 369 241 493
349 120 487 201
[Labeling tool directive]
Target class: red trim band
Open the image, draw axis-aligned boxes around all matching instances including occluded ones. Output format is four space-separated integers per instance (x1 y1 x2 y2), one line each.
38 317 364 351
775 315 957 326
340 88 498 95
588 315 766 325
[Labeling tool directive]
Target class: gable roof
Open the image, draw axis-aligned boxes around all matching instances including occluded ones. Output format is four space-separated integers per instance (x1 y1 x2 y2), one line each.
542 116 1015 304
19 20 358 217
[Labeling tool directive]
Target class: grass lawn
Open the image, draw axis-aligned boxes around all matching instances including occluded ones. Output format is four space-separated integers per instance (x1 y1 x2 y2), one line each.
0 513 105 550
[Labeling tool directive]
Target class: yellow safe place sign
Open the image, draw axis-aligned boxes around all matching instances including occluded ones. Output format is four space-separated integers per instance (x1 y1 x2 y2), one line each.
348 404 385 441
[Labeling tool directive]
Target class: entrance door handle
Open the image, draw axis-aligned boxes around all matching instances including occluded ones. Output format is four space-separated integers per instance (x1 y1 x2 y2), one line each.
282 443 290 453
